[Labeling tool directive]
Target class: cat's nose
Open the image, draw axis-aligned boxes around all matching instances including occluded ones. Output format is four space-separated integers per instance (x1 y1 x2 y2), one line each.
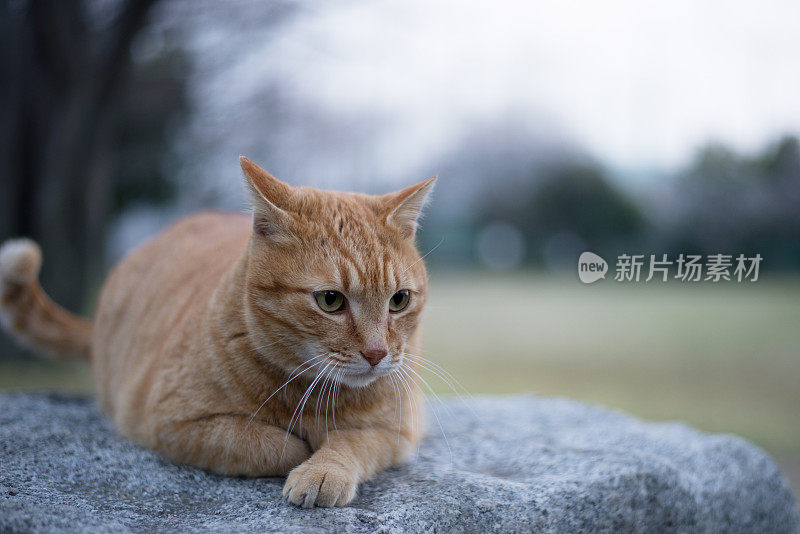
361 349 388 367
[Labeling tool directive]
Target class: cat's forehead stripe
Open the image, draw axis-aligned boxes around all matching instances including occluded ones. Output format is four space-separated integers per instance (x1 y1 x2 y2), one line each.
382 251 395 289
332 243 406 294
343 259 361 293
303 199 424 294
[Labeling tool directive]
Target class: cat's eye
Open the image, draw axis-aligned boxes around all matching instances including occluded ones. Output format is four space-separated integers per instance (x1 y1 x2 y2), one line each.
314 290 346 313
389 290 411 312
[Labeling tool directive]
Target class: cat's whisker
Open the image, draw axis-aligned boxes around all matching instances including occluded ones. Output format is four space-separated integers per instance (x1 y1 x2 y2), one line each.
388 373 401 445
402 364 458 421
403 356 461 393
399 364 453 465
244 353 329 429
402 352 473 400
324 368 337 441
286 360 331 441
393 366 422 460
327 368 344 441
296 359 336 432
314 365 331 420
315 364 337 431
323 366 338 434
402 352 479 421
401 236 444 275
312 367 328 432
280 360 333 461
398 374 425 458
332 368 343 431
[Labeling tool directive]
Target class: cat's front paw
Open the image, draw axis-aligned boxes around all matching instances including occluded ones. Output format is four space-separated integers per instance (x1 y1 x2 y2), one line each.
283 460 358 508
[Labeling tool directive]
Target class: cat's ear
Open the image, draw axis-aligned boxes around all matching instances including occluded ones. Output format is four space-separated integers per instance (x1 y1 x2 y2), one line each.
240 156 294 241
381 175 437 239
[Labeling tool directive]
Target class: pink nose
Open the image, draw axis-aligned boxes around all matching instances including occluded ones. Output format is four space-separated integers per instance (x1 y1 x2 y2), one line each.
361 349 388 367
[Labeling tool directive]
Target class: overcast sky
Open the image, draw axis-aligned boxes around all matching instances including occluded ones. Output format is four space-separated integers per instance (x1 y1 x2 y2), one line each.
114 0 800 260
245 0 800 173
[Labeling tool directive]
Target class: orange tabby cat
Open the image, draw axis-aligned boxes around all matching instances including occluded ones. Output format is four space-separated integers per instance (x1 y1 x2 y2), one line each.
0 157 435 508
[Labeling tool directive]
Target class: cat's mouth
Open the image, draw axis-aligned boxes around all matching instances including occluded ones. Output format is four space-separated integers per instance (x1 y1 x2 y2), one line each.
341 372 383 388
330 355 397 388
311 349 400 388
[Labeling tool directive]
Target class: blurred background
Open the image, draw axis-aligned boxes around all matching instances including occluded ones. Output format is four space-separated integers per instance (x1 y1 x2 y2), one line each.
1 0 798 497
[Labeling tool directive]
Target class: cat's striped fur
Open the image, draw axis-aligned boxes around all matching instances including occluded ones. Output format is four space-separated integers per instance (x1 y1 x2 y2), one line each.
0 157 435 508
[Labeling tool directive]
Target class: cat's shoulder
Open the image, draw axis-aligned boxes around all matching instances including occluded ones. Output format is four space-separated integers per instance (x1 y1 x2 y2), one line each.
169 211 251 234
118 211 251 271
160 211 252 245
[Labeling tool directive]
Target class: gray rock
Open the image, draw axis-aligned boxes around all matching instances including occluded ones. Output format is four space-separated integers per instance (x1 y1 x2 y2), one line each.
0 393 797 533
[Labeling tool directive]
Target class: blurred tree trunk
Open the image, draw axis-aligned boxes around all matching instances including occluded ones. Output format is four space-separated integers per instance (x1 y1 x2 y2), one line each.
0 0 158 311
0 0 159 358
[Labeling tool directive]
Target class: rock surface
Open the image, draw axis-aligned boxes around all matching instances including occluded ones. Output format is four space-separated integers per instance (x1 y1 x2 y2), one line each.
0 393 797 533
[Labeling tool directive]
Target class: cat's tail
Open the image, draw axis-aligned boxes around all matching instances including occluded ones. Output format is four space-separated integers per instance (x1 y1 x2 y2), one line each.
0 239 92 360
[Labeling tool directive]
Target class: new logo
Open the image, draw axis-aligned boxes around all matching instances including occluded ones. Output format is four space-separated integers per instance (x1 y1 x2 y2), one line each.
578 252 608 284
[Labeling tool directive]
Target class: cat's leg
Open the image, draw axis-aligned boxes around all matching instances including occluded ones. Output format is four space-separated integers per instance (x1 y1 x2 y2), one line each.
155 415 312 477
283 426 415 508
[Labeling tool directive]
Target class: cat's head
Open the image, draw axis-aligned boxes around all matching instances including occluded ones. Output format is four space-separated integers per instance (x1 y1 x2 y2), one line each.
240 157 435 388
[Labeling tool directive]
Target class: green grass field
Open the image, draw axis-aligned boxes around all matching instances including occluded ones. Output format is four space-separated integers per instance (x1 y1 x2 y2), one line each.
1 273 798 495
421 273 800 496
